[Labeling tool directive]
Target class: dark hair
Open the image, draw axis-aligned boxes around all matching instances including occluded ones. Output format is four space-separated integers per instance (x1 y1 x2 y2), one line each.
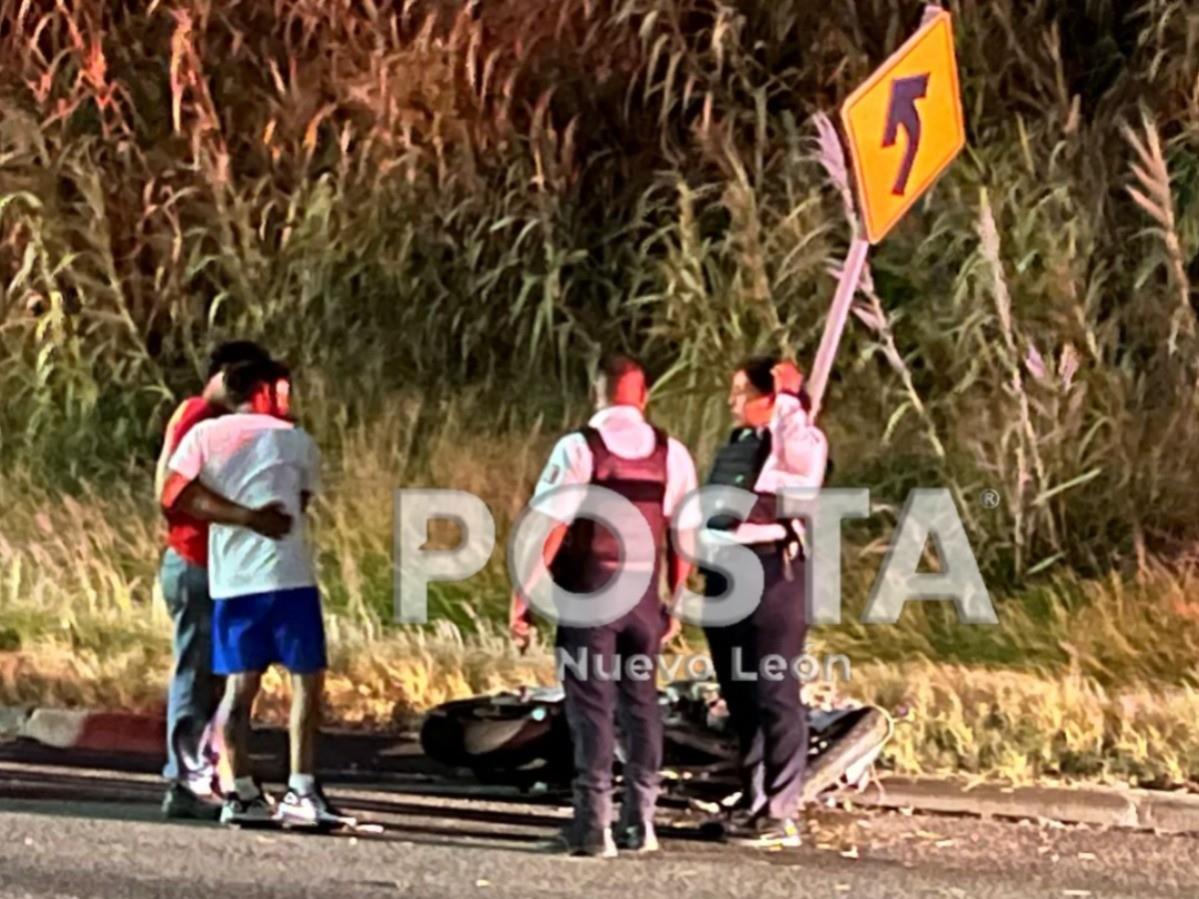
207 340 270 381
597 354 647 399
600 353 645 382
223 358 290 408
736 355 778 397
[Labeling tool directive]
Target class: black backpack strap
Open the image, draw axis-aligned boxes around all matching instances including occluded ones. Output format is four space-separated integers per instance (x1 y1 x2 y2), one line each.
578 426 607 477
649 425 669 471
550 428 600 587
752 427 773 479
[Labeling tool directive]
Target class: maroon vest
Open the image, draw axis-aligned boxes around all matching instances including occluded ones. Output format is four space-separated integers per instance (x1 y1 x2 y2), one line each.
550 425 669 597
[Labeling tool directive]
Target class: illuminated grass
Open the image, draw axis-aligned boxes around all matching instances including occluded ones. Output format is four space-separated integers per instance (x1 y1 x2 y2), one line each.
5 425 1199 786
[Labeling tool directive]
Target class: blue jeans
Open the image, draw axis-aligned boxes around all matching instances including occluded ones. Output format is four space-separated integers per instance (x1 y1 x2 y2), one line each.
159 548 222 784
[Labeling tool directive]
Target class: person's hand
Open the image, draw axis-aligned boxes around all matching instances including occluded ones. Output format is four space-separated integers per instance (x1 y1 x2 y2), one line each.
247 502 292 540
509 592 536 654
660 611 682 649
772 361 803 396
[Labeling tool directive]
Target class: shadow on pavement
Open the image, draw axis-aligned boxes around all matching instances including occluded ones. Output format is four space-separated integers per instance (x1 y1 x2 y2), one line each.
0 738 728 851
0 728 444 781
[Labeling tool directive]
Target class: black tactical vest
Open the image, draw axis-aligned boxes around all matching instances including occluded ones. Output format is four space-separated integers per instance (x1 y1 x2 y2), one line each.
549 425 669 596
704 427 778 530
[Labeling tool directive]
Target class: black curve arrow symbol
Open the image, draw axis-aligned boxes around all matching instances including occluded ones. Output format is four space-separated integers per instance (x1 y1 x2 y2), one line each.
883 73 930 196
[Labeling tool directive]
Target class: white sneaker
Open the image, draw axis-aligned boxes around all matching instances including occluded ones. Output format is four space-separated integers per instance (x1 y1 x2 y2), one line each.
276 786 352 829
729 816 803 849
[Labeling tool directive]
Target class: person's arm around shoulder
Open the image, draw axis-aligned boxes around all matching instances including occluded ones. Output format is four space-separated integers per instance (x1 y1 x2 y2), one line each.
161 422 292 539
155 399 207 501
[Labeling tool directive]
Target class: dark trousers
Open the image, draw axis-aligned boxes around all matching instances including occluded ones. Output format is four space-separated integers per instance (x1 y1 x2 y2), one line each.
703 549 808 821
555 598 665 836
159 548 222 785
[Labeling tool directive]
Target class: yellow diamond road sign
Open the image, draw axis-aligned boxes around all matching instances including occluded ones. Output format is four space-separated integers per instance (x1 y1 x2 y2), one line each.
840 10 966 244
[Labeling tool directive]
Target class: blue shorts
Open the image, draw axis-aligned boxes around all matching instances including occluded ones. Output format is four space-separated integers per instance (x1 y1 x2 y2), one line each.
212 587 328 675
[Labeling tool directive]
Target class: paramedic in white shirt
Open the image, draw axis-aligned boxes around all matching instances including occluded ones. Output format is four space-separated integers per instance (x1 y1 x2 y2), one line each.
699 356 828 851
161 358 343 829
509 355 698 858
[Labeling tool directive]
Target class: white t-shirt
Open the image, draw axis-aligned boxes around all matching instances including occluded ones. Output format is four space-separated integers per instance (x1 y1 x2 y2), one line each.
168 413 320 600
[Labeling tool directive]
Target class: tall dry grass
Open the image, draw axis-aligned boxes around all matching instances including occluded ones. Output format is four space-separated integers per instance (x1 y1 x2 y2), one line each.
4 404 1199 784
0 0 1193 586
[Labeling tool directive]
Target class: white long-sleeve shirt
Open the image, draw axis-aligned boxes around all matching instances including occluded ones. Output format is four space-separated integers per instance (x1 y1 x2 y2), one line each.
713 393 828 546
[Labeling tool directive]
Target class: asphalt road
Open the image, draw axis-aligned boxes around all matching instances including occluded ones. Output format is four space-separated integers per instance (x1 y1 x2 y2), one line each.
2 761 1198 898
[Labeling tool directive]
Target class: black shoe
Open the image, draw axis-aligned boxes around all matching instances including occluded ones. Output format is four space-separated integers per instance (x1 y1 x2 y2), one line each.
162 782 222 822
536 827 618 858
729 815 802 849
615 822 659 853
572 827 618 858
219 790 277 826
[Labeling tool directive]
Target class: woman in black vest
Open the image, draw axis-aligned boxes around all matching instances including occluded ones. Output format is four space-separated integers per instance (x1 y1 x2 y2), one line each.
701 356 828 850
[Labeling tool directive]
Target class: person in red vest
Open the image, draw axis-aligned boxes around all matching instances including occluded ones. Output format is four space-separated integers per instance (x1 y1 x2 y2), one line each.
155 341 292 819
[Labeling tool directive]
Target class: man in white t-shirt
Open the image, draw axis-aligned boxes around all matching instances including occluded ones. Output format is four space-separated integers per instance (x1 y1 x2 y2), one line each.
161 358 340 829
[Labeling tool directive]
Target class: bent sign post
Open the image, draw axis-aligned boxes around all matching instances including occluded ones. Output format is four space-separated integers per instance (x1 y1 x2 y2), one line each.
807 7 966 421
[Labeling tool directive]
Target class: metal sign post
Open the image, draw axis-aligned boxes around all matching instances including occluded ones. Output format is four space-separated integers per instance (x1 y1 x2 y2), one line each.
806 237 871 423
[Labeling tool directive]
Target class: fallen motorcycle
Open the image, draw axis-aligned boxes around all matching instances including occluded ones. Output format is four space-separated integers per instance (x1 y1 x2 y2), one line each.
419 679 892 804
